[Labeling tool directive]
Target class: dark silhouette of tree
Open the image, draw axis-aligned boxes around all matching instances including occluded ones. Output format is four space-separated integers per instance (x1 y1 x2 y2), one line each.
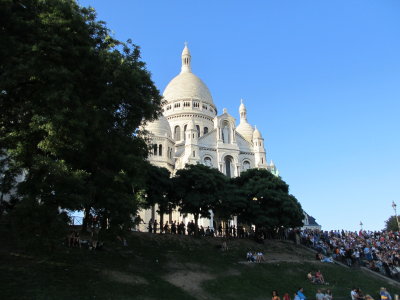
232 169 303 235
0 0 161 246
173 164 227 235
385 215 400 232
143 165 172 232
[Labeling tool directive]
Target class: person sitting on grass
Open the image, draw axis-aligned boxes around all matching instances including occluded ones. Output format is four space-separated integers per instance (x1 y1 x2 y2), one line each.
379 287 392 300
247 250 255 262
315 289 325 300
283 293 291 300
324 289 333 300
257 251 265 262
297 288 306 300
272 290 281 300
307 272 315 283
315 270 325 284
351 288 358 300
356 288 365 300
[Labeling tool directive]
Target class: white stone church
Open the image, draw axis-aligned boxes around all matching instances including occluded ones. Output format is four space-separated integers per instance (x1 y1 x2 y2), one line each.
139 44 279 230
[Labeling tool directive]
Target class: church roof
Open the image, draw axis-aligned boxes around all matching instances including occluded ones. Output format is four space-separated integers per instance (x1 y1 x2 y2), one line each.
306 214 319 226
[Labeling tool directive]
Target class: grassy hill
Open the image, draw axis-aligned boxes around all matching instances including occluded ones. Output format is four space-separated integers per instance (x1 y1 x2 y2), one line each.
1 230 399 300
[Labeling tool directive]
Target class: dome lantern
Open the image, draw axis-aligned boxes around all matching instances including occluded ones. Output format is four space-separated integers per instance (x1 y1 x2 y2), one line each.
239 99 247 121
181 42 191 73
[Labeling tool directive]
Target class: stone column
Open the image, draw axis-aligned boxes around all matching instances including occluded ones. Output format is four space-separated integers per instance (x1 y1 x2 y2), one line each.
209 210 214 230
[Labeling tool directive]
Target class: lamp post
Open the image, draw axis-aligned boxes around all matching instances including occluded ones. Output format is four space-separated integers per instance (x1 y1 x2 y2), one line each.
360 221 363 231
392 201 400 232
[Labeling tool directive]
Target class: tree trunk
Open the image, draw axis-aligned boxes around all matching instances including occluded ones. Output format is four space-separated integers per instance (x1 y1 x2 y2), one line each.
194 213 199 236
81 205 90 233
159 210 164 234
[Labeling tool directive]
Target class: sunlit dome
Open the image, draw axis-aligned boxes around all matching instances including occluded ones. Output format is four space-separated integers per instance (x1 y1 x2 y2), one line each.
162 44 214 106
253 126 262 139
237 121 254 142
144 114 172 138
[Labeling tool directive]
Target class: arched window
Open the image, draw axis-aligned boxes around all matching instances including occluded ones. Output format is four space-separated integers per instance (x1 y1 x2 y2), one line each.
158 144 162 156
196 125 200 137
222 121 231 143
224 155 233 178
174 126 181 141
152 144 157 156
184 124 187 141
243 161 251 171
204 157 212 167
204 127 208 135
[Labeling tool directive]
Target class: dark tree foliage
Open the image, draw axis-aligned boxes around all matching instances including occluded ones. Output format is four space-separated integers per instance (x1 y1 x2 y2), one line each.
213 179 245 224
385 215 400 232
232 169 303 232
142 164 172 231
0 0 162 246
173 164 227 235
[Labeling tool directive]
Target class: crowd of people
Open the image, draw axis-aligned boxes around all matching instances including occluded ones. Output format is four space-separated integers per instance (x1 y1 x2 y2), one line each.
144 218 257 238
299 229 400 281
270 288 332 300
146 218 216 236
270 286 393 300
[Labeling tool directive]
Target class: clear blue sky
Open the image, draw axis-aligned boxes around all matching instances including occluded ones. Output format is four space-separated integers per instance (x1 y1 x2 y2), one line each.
78 0 400 232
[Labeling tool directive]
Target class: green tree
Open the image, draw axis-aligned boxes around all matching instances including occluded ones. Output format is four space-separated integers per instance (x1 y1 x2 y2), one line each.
143 164 172 232
232 169 303 234
173 164 227 235
0 0 161 245
385 215 399 232
213 179 245 228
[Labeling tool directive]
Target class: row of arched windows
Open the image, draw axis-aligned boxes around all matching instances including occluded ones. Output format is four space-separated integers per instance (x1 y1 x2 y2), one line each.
152 144 173 159
164 102 214 112
202 156 251 176
174 125 209 141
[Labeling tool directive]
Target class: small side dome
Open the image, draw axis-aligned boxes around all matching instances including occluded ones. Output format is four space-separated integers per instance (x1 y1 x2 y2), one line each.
144 115 172 138
236 121 254 142
253 126 262 139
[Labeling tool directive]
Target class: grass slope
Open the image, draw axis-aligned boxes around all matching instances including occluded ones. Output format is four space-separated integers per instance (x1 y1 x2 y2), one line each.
1 231 399 300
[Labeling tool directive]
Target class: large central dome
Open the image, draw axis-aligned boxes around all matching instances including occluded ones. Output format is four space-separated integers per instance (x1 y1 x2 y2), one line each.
163 72 214 105
162 44 214 106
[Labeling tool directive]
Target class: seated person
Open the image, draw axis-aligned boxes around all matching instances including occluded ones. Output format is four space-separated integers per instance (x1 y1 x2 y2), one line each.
257 251 265 262
272 290 281 300
320 254 334 263
307 271 315 282
247 251 254 262
316 289 325 300
283 293 291 300
315 270 325 284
